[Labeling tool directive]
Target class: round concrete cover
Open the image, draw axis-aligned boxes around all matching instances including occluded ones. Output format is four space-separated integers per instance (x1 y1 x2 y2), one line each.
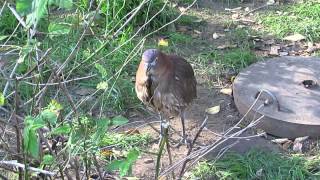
233 56 320 138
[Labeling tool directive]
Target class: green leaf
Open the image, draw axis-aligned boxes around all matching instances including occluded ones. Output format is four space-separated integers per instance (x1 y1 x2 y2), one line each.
23 116 44 159
49 0 73 9
42 154 54 165
40 109 58 125
126 149 139 163
18 44 33 64
0 92 4 106
26 0 49 27
95 63 108 79
50 124 71 135
93 118 110 141
111 115 129 126
48 23 71 38
28 130 39 158
24 126 40 158
106 148 140 177
16 0 33 15
0 35 9 41
96 81 108 90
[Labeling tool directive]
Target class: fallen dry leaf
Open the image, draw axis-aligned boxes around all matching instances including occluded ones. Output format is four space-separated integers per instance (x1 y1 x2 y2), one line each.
225 7 242 12
294 136 309 143
217 44 237 50
283 33 306 42
144 158 154 164
178 6 187 13
282 141 293 150
265 39 275 45
269 45 281 55
176 25 191 32
256 169 263 177
124 129 140 135
212 33 219 39
231 13 240 19
194 30 201 34
206 105 220 115
75 88 96 96
279 51 289 56
271 138 290 144
267 0 276 5
292 142 303 153
220 88 232 96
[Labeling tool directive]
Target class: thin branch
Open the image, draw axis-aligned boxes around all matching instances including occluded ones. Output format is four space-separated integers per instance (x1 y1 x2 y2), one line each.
178 115 208 179
7 4 27 28
0 160 55 176
22 74 97 86
0 1 7 16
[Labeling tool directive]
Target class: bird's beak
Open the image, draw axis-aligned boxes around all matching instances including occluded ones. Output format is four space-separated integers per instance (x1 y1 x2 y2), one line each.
145 57 157 74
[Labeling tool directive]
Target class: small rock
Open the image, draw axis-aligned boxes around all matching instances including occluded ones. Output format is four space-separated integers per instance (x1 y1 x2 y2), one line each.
245 7 250 12
144 158 154 164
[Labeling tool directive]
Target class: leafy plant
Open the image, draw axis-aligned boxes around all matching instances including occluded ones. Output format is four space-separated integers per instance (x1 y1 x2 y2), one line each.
107 148 140 177
23 100 62 158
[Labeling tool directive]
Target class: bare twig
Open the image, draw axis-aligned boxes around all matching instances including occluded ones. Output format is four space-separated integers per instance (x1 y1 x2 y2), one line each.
243 3 272 16
0 160 55 176
178 115 208 179
93 155 104 180
3 60 19 96
22 74 97 86
57 73 78 117
0 1 7 16
7 4 27 28
160 91 267 177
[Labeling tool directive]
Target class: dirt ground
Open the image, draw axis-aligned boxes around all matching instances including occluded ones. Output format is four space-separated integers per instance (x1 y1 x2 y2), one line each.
128 0 286 179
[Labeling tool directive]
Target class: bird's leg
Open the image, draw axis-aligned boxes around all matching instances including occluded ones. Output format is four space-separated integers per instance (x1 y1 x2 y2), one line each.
180 110 187 144
172 109 190 148
159 113 163 139
158 113 168 146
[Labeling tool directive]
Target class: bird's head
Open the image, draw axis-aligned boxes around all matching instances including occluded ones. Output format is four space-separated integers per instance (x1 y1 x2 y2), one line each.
142 49 159 72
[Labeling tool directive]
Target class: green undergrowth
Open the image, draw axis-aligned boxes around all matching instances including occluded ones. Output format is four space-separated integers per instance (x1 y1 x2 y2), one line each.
0 0 179 113
258 1 320 42
100 132 151 149
190 149 320 180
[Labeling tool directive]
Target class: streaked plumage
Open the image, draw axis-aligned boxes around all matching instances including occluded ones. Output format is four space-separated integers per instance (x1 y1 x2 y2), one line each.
135 49 197 144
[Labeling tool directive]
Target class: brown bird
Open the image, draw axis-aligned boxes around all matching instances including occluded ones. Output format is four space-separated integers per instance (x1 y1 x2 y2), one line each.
135 49 197 145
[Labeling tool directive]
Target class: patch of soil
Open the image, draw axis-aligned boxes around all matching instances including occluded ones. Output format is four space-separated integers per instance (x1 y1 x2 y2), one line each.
128 0 309 178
